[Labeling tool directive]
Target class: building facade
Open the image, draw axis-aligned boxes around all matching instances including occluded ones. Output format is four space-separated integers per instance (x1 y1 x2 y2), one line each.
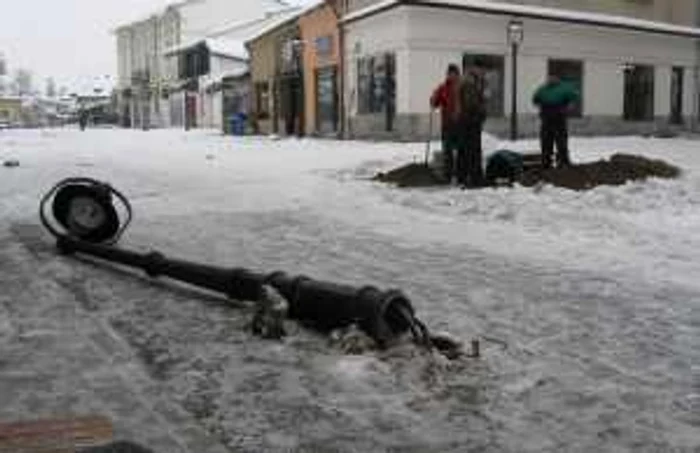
299 3 341 136
248 11 306 136
336 0 700 139
0 97 22 127
115 0 289 130
116 9 179 129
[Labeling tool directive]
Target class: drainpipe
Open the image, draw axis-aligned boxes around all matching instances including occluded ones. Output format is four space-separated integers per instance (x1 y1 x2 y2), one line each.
694 3 700 132
329 1 346 139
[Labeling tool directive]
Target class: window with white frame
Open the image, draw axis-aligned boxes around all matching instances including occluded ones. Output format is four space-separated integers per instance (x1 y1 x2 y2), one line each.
356 53 395 115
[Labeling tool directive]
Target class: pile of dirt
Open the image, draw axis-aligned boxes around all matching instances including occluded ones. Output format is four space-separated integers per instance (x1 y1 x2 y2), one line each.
373 163 444 188
520 154 681 191
373 154 680 191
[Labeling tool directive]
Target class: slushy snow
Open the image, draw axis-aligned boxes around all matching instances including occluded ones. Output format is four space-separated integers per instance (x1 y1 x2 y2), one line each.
0 128 697 452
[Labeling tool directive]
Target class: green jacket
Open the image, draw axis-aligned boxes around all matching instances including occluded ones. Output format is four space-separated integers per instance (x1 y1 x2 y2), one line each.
533 80 579 112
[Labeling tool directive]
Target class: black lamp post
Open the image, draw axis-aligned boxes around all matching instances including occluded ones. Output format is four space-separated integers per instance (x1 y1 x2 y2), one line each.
507 20 524 141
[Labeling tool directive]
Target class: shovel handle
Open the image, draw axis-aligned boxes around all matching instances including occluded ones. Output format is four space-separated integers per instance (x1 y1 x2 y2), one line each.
425 109 435 166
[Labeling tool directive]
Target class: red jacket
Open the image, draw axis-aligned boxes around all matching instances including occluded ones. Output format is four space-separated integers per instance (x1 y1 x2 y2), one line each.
431 79 460 127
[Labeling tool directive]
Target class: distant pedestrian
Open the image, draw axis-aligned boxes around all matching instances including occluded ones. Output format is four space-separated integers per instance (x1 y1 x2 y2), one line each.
78 109 89 131
458 61 487 187
533 75 579 169
430 64 462 183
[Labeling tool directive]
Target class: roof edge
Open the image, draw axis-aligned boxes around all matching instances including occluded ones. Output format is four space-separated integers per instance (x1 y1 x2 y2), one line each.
342 0 700 39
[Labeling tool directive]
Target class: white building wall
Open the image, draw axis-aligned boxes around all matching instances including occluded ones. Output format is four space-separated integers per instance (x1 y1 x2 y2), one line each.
683 65 695 119
343 7 409 118
584 61 624 115
509 55 548 115
401 5 696 119
405 49 457 115
210 57 248 78
655 65 672 117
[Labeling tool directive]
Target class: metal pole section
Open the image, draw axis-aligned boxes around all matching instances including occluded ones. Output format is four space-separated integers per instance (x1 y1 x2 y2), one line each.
510 42 519 141
55 236 415 346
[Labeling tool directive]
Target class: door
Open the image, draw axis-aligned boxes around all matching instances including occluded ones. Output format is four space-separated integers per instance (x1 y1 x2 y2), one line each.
670 67 684 125
623 65 655 121
316 66 337 134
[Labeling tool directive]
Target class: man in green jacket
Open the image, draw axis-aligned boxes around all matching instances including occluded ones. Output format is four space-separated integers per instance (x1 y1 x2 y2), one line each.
532 75 580 169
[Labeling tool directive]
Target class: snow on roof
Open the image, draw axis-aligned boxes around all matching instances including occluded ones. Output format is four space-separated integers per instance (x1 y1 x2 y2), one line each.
165 38 249 60
205 6 301 39
204 68 250 88
343 0 700 38
207 38 249 60
244 0 326 44
219 68 250 79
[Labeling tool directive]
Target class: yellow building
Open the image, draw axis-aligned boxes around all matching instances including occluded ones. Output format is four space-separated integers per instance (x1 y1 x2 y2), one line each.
0 96 22 126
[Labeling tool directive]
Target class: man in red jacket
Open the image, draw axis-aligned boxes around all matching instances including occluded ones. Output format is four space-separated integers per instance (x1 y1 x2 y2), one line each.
431 64 462 183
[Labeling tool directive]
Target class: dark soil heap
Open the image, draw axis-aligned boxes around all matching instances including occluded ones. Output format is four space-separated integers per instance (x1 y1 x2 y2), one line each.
520 154 681 191
373 163 443 188
373 154 680 191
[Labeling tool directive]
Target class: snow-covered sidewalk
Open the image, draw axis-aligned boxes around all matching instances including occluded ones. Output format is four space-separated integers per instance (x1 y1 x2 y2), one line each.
0 128 698 452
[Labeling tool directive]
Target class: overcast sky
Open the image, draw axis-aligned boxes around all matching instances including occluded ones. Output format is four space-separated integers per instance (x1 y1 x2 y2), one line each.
0 0 307 92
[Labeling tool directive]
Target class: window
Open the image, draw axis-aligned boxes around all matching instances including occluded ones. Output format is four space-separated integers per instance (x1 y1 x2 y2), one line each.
255 81 270 119
357 53 396 116
315 35 334 58
670 67 684 125
623 65 654 121
357 56 372 114
316 67 338 133
548 59 584 117
463 53 504 117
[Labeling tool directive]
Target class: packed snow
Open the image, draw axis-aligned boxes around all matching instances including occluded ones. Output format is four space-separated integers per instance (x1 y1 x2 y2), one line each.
0 128 698 452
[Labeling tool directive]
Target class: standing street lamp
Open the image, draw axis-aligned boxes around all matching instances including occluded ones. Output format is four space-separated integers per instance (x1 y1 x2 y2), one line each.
507 20 524 141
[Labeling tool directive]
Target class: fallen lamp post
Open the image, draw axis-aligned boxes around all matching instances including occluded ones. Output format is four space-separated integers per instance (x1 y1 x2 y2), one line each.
39 177 471 358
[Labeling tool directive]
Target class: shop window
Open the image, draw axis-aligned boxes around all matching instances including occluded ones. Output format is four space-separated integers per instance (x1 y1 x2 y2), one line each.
623 64 654 121
548 59 584 117
315 35 334 58
316 67 338 133
357 53 396 117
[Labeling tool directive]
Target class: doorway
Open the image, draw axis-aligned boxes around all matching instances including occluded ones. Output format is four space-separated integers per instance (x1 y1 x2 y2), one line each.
316 66 338 134
670 66 684 125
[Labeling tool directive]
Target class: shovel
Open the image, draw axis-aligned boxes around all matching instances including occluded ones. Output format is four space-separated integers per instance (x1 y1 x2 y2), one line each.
424 109 434 167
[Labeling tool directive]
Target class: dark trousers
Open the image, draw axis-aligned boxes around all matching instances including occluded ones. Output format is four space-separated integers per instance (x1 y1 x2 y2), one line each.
462 121 484 187
540 114 570 169
441 123 462 182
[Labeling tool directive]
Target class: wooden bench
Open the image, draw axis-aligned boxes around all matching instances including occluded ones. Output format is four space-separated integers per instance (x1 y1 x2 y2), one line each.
0 415 113 453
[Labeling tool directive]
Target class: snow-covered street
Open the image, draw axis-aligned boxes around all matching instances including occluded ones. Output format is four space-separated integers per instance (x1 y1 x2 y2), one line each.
0 128 698 452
